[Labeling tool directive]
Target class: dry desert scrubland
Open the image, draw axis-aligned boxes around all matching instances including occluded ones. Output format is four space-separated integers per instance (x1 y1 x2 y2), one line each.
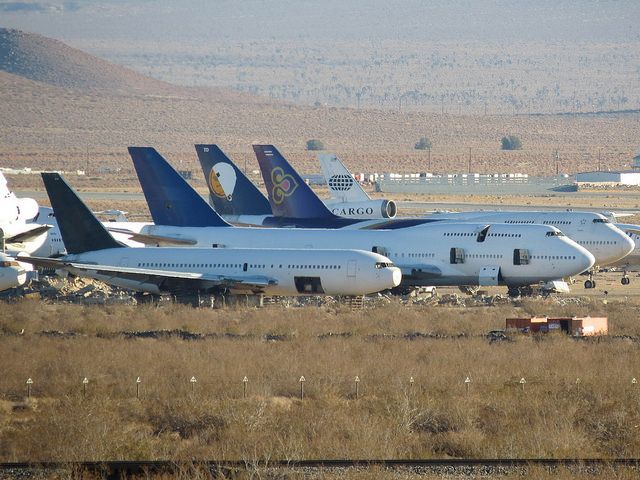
2 28 640 195
0 296 640 473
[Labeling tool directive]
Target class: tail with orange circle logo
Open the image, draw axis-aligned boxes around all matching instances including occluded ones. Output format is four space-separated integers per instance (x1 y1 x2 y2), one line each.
195 144 272 216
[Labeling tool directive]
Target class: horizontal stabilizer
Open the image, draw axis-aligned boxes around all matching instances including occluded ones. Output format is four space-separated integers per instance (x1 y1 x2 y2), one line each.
5 224 51 244
106 228 198 246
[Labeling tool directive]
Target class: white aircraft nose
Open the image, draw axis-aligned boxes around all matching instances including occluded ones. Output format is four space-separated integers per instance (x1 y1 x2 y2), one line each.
576 247 596 274
619 229 636 259
391 267 402 287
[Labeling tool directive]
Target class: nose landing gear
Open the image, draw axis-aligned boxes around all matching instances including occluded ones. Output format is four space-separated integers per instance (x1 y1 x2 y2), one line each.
621 270 630 285
584 272 596 289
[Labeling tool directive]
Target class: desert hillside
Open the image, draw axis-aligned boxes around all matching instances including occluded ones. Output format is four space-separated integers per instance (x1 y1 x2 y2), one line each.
0 29 639 190
0 28 179 95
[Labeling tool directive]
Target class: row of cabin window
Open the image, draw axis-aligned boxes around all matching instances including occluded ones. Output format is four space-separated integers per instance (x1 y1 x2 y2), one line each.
138 262 248 268
443 232 522 238
504 220 573 225
288 265 341 270
137 262 341 270
579 240 619 245
456 254 577 260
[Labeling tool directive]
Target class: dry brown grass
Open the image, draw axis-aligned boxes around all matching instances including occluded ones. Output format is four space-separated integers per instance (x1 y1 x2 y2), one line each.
1 298 640 463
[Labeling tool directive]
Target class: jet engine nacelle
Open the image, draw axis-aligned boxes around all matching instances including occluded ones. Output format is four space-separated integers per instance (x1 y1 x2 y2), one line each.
0 253 30 291
0 197 39 224
326 200 397 219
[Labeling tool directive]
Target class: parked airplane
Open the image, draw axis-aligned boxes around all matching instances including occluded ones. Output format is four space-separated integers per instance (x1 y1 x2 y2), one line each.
425 210 633 287
608 223 640 273
0 173 64 257
0 252 33 292
19 173 400 297
0 172 39 224
318 153 397 218
125 146 594 293
254 146 633 286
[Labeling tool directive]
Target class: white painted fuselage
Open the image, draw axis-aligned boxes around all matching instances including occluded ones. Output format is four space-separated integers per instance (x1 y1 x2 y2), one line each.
60 248 401 296
109 222 594 287
426 211 633 266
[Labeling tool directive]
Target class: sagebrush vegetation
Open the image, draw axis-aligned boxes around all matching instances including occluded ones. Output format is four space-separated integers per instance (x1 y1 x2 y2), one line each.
1 297 640 466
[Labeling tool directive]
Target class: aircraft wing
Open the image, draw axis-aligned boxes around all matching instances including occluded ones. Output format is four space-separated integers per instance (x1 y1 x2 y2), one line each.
17 256 276 293
603 211 637 219
5 224 52 244
106 228 198 246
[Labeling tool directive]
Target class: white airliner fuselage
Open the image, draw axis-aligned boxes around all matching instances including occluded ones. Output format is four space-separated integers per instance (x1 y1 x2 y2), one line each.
108 222 594 288
426 211 633 266
52 248 401 296
211 211 631 267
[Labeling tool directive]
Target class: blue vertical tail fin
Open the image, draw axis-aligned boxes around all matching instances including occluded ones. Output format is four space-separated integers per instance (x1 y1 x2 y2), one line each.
253 145 336 219
194 144 272 216
128 147 231 227
41 173 122 254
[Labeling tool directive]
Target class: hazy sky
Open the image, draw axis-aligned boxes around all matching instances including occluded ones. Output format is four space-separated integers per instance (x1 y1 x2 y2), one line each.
1 0 639 47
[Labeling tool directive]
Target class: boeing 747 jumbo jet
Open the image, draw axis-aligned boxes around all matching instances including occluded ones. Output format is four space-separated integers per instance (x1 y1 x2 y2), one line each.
124 146 594 294
251 145 632 287
314 153 634 277
19 173 400 297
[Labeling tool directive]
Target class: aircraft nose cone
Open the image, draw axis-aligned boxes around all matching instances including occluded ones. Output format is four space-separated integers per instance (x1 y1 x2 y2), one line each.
391 267 402 287
577 247 596 274
621 231 635 258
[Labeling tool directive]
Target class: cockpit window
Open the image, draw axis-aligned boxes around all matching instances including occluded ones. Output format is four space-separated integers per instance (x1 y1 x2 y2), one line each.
545 231 565 237
593 218 610 224
375 262 394 269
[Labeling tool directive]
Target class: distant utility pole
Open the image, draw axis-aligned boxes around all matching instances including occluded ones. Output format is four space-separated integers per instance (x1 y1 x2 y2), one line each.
428 148 432 172
468 147 472 174
555 150 560 175
598 148 602 172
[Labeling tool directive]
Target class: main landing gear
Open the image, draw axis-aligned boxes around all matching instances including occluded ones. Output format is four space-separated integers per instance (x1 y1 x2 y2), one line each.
584 269 631 288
